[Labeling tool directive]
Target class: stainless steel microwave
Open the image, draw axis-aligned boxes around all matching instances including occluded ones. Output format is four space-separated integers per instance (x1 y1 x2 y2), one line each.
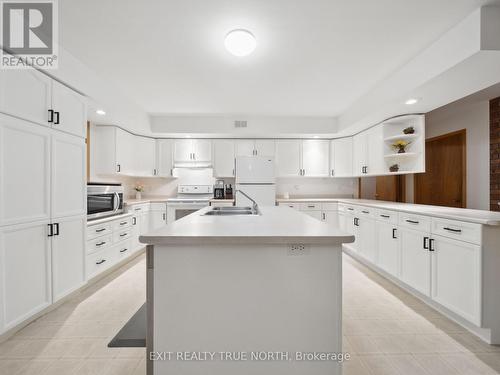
87 183 124 220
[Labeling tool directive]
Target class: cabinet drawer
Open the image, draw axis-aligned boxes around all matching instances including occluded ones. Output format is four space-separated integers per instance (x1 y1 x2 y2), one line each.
150 202 167 211
344 205 357 214
87 223 112 240
116 240 133 260
113 228 132 243
128 203 150 213
112 217 132 231
86 234 112 255
300 202 322 211
279 202 299 210
375 209 398 225
357 206 374 217
321 203 338 211
86 247 116 279
432 218 482 245
398 213 431 232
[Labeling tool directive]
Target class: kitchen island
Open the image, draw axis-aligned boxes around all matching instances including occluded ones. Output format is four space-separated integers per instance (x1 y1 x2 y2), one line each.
140 206 354 375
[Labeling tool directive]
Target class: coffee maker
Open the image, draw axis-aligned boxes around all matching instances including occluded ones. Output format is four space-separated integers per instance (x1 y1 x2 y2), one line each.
213 179 225 199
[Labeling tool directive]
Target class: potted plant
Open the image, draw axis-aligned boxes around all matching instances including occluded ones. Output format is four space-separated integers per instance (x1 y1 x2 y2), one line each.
134 183 144 200
403 126 415 134
389 164 399 172
392 140 411 154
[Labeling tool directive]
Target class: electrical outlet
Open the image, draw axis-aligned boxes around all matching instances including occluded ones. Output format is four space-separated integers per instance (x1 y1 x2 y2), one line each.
288 244 309 256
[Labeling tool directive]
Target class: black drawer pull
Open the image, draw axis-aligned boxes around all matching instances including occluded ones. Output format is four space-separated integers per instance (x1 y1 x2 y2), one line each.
95 228 106 233
406 219 419 224
392 228 397 239
307 205 316 208
362 210 369 214
443 227 462 233
134 208 141 211
120 221 128 225
95 259 106 265
120 248 128 253
423 236 429 250
96 241 106 247
347 208 354 211
119 233 128 237
380 214 390 218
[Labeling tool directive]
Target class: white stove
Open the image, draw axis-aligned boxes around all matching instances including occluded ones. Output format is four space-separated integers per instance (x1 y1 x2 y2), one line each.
166 185 213 222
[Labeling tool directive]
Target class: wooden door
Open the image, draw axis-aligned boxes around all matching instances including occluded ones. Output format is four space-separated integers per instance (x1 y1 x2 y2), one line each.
415 130 466 208
375 176 405 202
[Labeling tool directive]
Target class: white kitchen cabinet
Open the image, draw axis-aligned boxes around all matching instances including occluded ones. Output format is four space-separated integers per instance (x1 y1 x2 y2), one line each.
367 125 385 176
0 221 52 331
431 235 481 325
353 132 368 177
322 210 339 227
51 215 86 302
399 227 431 297
301 210 322 220
376 221 400 277
302 140 329 177
51 80 87 138
275 140 301 177
156 139 174 177
174 139 212 165
254 140 275 156
338 211 348 232
130 215 141 249
115 127 136 175
235 140 255 156
357 216 377 263
330 138 353 177
0 115 51 227
134 135 156 176
150 204 167 231
51 132 86 219
192 139 212 162
213 139 235 177
173 139 192 163
0 68 52 127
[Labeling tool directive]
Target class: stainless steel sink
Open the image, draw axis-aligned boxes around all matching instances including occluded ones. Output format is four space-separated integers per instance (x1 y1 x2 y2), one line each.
202 206 260 216
212 206 253 211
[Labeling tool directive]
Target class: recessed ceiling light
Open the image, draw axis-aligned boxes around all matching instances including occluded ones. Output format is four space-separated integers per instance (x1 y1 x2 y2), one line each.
405 98 419 105
224 29 256 57
96 109 106 115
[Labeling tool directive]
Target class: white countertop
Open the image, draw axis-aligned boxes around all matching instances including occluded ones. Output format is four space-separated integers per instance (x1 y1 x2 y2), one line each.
87 212 132 226
124 196 171 205
140 206 354 246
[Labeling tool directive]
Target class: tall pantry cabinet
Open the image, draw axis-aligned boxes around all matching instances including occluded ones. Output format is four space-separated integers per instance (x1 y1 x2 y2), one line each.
0 68 87 334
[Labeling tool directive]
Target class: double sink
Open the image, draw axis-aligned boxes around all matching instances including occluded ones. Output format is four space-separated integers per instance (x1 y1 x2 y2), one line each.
203 206 260 216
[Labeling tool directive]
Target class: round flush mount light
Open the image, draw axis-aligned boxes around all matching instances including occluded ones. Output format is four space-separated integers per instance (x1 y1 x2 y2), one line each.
96 109 106 116
224 29 257 57
405 98 419 105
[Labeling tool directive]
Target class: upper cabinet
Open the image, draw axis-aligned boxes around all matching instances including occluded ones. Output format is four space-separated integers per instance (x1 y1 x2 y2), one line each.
0 68 87 138
276 139 329 177
173 139 212 166
330 138 353 177
213 139 235 178
235 139 275 157
156 139 174 177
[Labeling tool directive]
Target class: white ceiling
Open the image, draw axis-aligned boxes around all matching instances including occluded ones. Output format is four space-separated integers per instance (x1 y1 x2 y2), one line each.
60 0 495 117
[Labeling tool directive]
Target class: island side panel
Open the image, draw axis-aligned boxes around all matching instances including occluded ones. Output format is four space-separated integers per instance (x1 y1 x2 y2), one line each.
152 243 343 375
146 245 154 375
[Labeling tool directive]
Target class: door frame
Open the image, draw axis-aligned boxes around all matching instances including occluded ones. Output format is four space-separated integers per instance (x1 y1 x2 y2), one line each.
414 129 467 207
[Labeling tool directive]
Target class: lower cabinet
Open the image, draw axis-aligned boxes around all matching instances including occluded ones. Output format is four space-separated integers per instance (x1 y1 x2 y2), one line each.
399 227 431 297
376 221 400 277
357 216 376 263
0 221 52 332
431 235 481 325
149 203 167 231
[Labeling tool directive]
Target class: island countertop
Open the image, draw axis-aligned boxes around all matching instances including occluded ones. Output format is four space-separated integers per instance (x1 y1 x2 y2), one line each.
140 206 354 246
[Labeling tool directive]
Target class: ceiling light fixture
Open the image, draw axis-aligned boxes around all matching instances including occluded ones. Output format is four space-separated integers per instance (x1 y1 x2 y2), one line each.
405 98 419 105
96 109 106 115
224 29 257 57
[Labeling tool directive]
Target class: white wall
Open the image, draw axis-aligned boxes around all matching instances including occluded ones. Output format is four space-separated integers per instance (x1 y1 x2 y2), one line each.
409 99 490 210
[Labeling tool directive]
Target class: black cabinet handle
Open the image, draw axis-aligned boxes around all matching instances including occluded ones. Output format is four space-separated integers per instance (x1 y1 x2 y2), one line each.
392 228 397 239
96 259 106 265
119 233 127 237
347 208 354 211
54 223 59 236
406 219 419 224
331 169 334 176
423 236 429 250
54 111 60 125
96 241 106 247
120 248 128 253
354 218 359 226
47 224 53 237
443 227 462 233
120 221 127 226
96 228 106 233
362 210 369 214
322 212 326 220
429 238 435 251
134 208 141 211
48 109 54 123
117 164 121 172
380 214 390 218
162 213 166 220
132 217 137 225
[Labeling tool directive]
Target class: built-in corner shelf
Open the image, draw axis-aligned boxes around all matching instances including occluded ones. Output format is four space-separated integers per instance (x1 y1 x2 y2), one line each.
384 152 419 159
383 134 419 142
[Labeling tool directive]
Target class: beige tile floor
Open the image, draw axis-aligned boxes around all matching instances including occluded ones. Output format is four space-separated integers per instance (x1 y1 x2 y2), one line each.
1 253 499 375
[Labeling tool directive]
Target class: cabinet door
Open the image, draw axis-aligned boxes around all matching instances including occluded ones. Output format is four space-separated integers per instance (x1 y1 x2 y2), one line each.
353 133 368 176
338 212 347 232
332 138 353 177
358 217 377 263
0 221 51 331
138 212 150 236
323 211 339 228
51 132 86 219
51 81 87 138
255 140 275 157
157 139 173 177
213 139 235 177
130 215 141 250
0 68 52 127
115 128 136 175
376 221 400 277
192 139 212 163
174 139 193 162
51 215 85 302
134 136 156 176
0 115 51 226
275 140 301 177
301 210 322 221
150 211 167 231
431 235 481 325
367 125 385 175
235 140 255 156
400 228 431 296
302 140 329 177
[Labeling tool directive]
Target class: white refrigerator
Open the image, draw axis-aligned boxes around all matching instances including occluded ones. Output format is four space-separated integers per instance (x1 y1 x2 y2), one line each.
235 156 276 206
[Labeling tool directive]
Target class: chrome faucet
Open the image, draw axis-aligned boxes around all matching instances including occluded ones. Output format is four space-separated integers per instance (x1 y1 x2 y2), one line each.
235 190 259 214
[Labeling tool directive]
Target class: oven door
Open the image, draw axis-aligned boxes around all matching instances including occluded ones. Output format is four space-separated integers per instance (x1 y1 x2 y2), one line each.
87 192 123 220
